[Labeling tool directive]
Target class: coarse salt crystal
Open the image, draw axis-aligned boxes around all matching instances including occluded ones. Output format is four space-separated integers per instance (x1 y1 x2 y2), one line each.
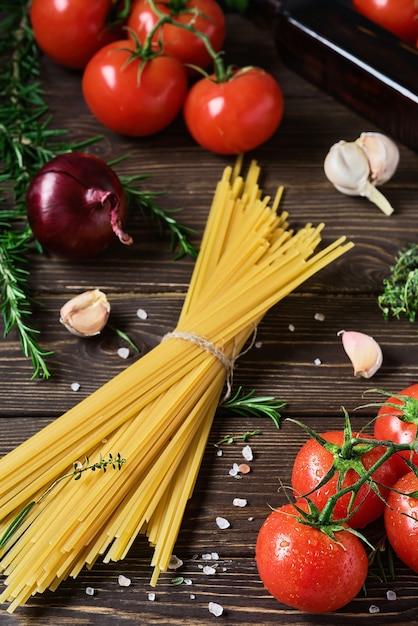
216 449 223 457
136 308 148 320
386 590 397 601
190 594 196 600
255 341 263 349
369 604 380 614
229 463 239 477
85 587 95 596
203 565 217 575
148 592 156 601
216 516 230 529
288 324 295 332
117 347 130 359
314 312 325 321
184 579 193 585
314 357 322 366
242 445 253 461
71 382 80 391
208 601 224 617
233 497 248 508
238 463 251 474
118 574 131 587
168 555 183 570
202 552 219 560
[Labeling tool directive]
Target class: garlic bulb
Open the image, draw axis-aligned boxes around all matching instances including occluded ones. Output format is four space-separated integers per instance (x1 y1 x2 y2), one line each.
339 330 383 378
60 289 110 337
324 132 399 216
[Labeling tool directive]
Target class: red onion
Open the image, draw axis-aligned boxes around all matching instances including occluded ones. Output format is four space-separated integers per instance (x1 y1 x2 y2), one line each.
26 153 132 260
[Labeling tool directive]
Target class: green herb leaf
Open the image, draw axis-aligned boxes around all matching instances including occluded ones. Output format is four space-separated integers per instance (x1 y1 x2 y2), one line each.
378 243 418 322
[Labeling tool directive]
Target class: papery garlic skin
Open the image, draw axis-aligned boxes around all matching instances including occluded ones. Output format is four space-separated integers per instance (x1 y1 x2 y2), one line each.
356 132 399 185
339 330 383 378
60 289 110 337
324 132 399 216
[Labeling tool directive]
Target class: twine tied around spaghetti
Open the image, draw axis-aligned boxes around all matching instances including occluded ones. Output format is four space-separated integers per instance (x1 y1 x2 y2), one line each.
162 326 258 401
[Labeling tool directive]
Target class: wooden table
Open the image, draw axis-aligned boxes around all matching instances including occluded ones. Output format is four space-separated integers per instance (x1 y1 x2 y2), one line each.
1 13 418 626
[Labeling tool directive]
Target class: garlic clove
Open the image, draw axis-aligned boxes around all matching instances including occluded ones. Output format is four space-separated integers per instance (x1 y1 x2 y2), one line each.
356 132 399 185
324 134 397 215
60 289 110 337
324 140 370 196
339 330 383 378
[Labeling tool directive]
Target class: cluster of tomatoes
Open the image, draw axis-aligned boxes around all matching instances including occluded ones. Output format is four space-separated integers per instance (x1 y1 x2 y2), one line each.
256 384 418 614
29 0 284 155
352 0 418 46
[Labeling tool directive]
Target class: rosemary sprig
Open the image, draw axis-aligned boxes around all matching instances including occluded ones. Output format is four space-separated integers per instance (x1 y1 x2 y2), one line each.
0 452 126 550
221 386 286 429
120 173 199 260
214 429 261 447
0 4 197 378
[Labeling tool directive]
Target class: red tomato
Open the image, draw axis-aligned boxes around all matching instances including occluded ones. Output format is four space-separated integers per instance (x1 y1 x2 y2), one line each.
255 502 368 613
183 68 284 154
385 471 418 572
82 40 188 136
374 384 418 476
30 0 123 70
291 431 399 528
352 0 418 44
127 0 226 72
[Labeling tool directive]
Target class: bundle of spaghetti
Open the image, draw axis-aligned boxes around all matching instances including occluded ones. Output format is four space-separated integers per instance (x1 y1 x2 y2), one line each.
0 159 353 612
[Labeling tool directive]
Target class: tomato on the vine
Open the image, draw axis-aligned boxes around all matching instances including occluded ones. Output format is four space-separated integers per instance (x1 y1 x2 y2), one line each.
82 39 188 136
30 0 123 70
352 0 418 44
374 384 418 476
255 502 368 613
291 430 399 528
384 471 418 573
183 67 284 154
127 0 226 72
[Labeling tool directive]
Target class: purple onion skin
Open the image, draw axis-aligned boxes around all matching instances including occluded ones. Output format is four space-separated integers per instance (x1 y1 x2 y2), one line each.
26 153 132 260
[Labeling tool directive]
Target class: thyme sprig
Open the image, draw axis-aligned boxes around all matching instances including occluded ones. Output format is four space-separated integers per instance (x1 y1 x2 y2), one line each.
378 243 418 322
0 452 126 550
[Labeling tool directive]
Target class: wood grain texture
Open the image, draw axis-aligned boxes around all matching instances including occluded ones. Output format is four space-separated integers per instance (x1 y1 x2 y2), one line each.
1 12 418 626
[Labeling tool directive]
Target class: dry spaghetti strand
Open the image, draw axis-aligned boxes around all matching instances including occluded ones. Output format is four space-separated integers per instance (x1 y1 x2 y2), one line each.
0 161 353 613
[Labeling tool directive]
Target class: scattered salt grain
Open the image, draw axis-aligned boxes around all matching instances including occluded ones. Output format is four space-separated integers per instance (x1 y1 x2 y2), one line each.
184 579 193 585
190 594 196 600
242 445 253 462
233 497 248 507
313 357 322 366
168 555 183 570
148 592 156 601
136 308 148 320
71 382 80 392
216 449 223 457
369 604 380 614
229 463 239 477
216 516 230 530
85 587 95 596
117 347 130 359
203 565 217 575
314 312 325 322
386 589 397 601
202 552 219 560
118 574 131 587
288 323 295 332
255 341 263 349
208 601 224 617
238 463 251 474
